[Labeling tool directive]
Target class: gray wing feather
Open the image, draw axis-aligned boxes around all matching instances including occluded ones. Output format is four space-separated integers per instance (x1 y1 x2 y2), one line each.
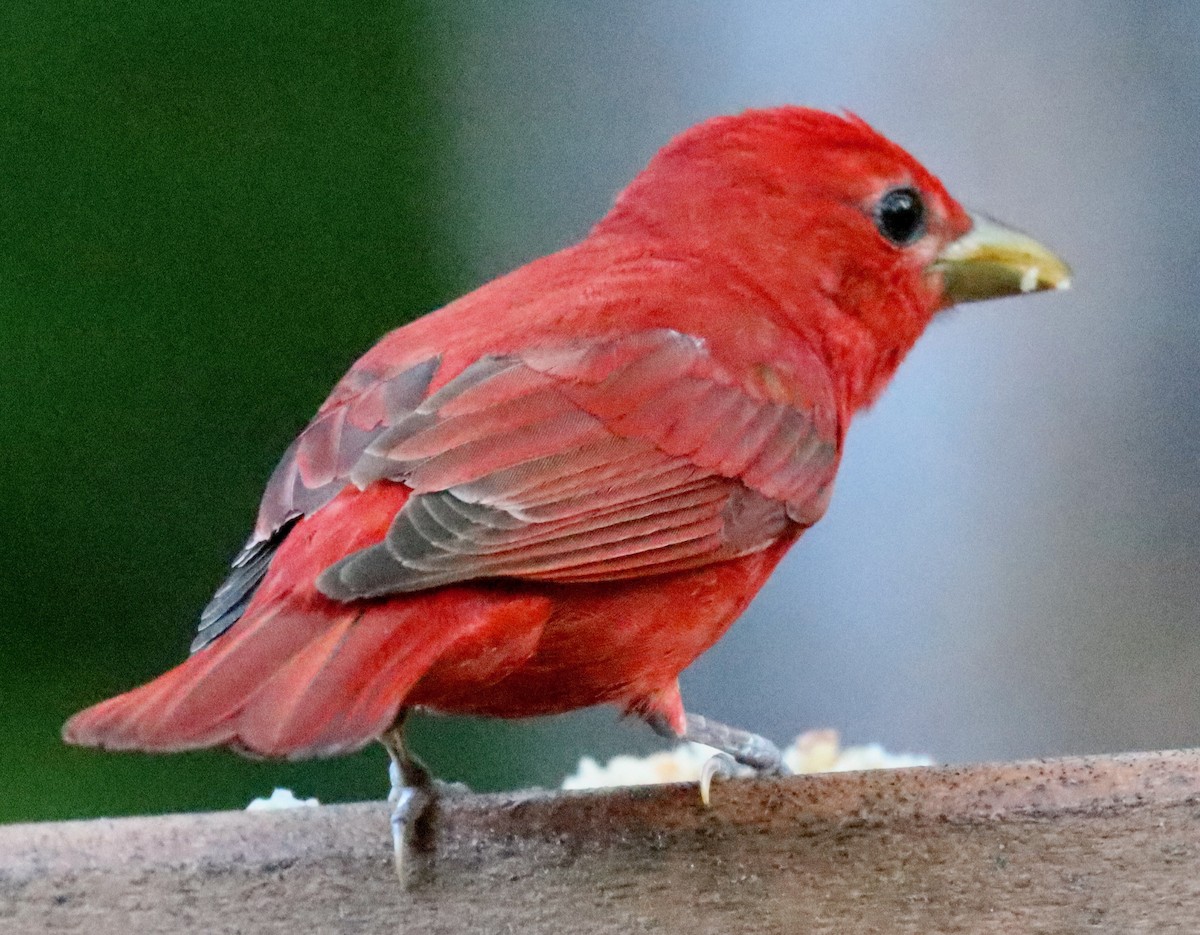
191 356 439 651
314 331 835 601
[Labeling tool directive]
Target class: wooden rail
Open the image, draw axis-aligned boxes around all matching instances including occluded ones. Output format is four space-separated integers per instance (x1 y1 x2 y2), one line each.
2 749 1199 933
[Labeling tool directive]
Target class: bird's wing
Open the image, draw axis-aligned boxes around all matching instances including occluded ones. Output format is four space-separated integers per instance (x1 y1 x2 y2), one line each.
192 354 441 650
316 328 840 600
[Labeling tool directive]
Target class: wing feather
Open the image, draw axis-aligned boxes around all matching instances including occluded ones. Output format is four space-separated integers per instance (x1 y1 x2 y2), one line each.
193 357 440 650
317 329 838 600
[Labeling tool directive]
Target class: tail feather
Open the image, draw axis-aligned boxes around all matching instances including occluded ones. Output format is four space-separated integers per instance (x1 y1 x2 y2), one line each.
63 602 316 753
232 611 362 757
63 588 553 759
234 608 426 757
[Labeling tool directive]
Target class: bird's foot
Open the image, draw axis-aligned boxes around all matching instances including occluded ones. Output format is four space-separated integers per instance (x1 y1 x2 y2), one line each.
383 723 469 889
683 712 790 776
652 712 790 806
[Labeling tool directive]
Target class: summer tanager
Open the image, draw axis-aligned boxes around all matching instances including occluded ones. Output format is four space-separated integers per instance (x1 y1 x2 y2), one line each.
64 107 1068 873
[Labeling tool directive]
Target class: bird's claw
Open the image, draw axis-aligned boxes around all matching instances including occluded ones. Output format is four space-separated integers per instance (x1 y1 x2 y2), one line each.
389 762 471 888
699 752 738 807
390 785 421 845
696 739 793 806
389 782 433 885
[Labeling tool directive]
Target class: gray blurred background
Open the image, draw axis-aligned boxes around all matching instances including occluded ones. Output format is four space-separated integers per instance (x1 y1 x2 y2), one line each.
4 0 1199 821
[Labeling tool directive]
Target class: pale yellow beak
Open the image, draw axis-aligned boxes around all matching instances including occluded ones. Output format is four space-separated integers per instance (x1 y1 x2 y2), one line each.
933 213 1072 304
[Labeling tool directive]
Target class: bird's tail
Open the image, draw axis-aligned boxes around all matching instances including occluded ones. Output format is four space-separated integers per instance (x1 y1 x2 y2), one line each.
63 584 549 759
65 480 552 759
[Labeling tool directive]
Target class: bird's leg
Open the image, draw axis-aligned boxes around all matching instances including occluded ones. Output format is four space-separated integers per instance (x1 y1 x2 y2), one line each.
381 717 439 888
650 711 791 806
680 712 789 774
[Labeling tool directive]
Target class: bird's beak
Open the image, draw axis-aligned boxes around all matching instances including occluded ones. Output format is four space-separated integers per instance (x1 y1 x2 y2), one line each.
932 213 1071 304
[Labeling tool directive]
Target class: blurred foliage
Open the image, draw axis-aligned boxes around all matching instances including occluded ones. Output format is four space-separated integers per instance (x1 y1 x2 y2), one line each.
0 0 496 821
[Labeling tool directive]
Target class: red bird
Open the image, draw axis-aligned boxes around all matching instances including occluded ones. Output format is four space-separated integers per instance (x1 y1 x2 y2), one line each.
65 107 1068 875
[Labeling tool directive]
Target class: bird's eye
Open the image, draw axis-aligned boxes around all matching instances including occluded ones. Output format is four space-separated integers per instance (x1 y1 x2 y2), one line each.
874 187 926 246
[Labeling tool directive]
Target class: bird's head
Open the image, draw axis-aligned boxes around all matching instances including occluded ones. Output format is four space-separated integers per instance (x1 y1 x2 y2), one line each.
598 107 1070 408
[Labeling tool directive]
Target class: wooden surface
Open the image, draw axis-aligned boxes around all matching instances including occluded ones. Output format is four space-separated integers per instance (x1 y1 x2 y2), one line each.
2 749 1199 933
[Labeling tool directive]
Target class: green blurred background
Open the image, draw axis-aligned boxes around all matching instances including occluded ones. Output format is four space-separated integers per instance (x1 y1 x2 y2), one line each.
5 2 1200 823
3 1 473 819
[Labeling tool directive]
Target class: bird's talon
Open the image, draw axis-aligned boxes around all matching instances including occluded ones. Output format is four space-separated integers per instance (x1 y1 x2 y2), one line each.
389 782 438 887
390 785 416 844
699 752 737 807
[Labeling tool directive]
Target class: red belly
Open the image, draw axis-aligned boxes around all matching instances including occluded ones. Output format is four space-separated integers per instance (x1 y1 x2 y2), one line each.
406 534 795 719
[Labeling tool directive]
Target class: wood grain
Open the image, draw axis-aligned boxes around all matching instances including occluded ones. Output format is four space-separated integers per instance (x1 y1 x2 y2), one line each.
2 749 1199 934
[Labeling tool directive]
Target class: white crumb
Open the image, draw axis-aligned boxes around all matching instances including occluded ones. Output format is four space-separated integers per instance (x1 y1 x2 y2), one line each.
562 743 746 790
1020 265 1040 293
245 787 320 811
781 728 931 773
561 729 931 790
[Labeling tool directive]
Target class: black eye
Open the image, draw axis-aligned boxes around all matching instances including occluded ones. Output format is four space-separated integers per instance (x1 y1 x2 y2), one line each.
875 187 926 246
